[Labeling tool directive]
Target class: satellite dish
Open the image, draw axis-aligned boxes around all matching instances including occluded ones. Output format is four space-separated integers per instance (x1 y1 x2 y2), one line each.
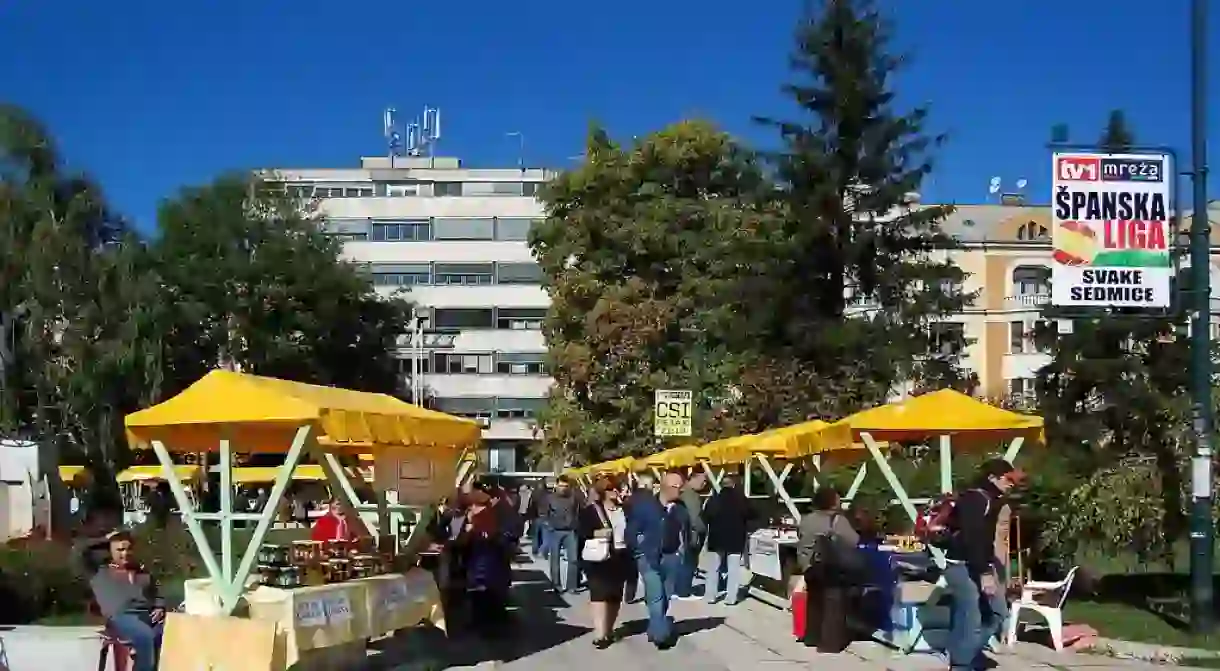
1016 178 1028 190
988 176 1001 194
989 177 1001 187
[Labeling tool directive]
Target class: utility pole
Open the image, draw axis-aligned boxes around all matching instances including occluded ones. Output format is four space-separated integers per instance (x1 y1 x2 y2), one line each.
1188 0 1214 635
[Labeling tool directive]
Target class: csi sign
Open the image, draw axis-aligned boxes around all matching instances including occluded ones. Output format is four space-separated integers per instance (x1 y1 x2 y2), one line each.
653 390 693 437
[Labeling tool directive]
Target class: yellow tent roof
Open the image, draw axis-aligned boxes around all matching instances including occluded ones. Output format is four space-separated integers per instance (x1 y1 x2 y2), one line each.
845 389 1043 441
588 457 636 474
641 445 702 469
117 465 202 483
125 370 482 454
692 420 855 465
59 465 88 485
229 464 372 484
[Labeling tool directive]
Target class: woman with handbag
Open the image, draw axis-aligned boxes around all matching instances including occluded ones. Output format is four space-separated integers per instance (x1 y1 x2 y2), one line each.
577 476 631 649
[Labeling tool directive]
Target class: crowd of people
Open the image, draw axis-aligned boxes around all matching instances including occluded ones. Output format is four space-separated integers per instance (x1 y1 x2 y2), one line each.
66 455 1026 671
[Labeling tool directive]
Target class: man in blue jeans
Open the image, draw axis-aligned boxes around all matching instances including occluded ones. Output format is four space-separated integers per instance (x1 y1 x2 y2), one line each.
626 470 692 650
74 524 165 671
543 476 581 592
943 459 1022 671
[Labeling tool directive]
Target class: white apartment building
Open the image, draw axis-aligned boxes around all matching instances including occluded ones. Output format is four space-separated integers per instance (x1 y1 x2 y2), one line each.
275 156 558 472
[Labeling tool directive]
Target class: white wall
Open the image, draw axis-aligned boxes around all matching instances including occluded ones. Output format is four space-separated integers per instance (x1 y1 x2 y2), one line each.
320 196 544 220
345 241 538 264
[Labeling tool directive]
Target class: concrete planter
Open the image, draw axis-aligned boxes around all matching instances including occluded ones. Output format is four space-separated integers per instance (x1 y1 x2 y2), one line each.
0 626 104 669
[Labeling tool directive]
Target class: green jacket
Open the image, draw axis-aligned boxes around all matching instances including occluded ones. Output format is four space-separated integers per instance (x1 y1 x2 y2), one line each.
680 486 707 535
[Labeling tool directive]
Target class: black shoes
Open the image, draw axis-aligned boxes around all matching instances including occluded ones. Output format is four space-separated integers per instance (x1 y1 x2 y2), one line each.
593 637 612 650
653 637 677 650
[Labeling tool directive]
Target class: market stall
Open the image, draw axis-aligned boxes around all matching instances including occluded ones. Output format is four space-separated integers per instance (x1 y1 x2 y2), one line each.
839 390 1043 653
124 369 481 670
116 464 203 525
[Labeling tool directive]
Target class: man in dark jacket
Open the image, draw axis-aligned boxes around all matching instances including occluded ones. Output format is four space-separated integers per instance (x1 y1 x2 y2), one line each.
701 474 752 605
528 483 551 558
675 471 708 599
944 458 1023 671
543 476 581 593
625 470 691 649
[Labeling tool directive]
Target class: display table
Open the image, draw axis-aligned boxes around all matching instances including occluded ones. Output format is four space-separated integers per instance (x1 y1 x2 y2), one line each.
745 528 802 609
857 545 949 654
182 569 444 670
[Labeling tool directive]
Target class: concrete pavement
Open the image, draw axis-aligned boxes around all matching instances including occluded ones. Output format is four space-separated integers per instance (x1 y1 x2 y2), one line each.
371 554 1218 671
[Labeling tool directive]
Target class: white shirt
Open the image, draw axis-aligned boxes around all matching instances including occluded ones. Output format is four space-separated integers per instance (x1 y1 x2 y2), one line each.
607 506 628 549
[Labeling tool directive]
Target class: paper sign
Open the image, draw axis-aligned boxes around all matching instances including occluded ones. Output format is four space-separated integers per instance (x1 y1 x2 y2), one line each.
378 579 409 612
294 597 327 628
323 592 354 624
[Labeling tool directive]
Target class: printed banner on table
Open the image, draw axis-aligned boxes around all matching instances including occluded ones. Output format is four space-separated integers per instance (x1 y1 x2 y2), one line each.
653 389 693 437
377 578 410 614
322 592 354 624
1051 151 1173 308
294 597 328 628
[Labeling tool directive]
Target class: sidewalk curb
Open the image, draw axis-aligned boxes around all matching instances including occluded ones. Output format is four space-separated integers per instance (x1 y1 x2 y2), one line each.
1087 637 1220 665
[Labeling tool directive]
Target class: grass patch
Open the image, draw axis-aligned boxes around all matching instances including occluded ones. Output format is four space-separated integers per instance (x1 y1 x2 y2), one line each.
32 611 101 627
1066 600 1220 651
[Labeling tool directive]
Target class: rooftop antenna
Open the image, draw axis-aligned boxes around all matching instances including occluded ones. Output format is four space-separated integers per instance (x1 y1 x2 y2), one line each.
419 106 442 158
384 108 403 161
1016 178 1028 192
507 131 525 170
405 121 421 157
988 176 1001 203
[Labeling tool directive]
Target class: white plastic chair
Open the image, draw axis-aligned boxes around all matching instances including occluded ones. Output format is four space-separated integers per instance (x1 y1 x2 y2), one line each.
1006 565 1079 651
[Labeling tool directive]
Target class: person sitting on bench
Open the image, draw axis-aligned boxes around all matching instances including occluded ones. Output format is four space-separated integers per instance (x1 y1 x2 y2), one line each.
74 521 166 671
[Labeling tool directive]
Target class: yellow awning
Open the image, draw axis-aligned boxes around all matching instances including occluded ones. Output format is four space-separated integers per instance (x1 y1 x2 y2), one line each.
227 464 371 484
59 465 88 485
588 457 635 475
845 389 1043 442
125 370 482 454
641 445 702 469
117 465 202 483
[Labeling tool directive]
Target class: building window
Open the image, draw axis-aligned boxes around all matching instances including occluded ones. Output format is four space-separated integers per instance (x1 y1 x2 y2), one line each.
371 263 431 287
1012 265 1051 297
1008 377 1036 399
495 308 546 330
344 187 374 198
432 353 494 374
1016 221 1049 241
434 309 495 329
522 182 540 197
325 218 371 241
288 184 314 199
435 263 495 286
396 356 431 375
432 218 495 240
433 182 463 197
929 322 964 355
496 352 547 375
495 397 547 419
496 262 545 284
1009 321 1028 354
461 182 525 197
495 218 538 241
384 182 419 197
370 219 431 242
434 396 495 421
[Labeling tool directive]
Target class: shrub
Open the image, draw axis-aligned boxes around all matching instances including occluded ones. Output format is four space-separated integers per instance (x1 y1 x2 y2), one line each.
0 537 91 624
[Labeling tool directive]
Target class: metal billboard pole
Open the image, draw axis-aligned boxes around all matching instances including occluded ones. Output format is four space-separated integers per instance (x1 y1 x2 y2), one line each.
1189 0 1214 635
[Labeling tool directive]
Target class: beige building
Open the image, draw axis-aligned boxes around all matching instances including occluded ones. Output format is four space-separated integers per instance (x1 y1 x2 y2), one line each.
876 200 1220 402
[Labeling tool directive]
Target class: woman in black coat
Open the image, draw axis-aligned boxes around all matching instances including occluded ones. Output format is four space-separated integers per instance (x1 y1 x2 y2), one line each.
701 475 753 605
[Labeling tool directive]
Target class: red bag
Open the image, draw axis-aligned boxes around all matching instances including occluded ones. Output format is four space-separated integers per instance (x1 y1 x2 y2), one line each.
791 584 807 639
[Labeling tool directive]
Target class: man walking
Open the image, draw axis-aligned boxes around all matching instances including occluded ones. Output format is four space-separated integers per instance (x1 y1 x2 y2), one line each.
702 474 751 605
943 458 1023 671
676 471 708 599
543 476 580 593
626 470 691 650
528 481 552 558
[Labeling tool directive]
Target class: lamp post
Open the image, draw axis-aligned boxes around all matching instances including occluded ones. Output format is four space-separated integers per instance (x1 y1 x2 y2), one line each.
1188 0 1214 635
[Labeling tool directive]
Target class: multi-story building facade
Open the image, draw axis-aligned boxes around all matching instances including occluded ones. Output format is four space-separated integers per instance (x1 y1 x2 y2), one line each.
854 200 1220 404
275 156 558 472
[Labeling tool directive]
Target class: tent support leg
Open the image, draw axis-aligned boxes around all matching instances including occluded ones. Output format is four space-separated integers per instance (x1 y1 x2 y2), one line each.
938 434 953 494
1004 436 1025 463
224 426 312 613
809 455 822 492
861 433 919 523
152 441 224 588
318 450 373 537
456 456 476 489
843 463 868 507
219 438 234 584
700 461 722 492
756 456 801 522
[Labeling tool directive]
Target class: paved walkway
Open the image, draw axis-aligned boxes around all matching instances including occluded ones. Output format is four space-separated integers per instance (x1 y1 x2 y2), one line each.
371 554 1217 671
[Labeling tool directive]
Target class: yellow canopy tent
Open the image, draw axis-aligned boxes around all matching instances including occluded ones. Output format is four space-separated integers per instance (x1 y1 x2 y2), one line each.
58 465 89 486
123 369 483 614
229 464 372 484
842 389 1043 532
117 465 202 484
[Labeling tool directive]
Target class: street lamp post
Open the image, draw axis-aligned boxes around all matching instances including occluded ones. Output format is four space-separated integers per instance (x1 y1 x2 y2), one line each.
1188 0 1214 634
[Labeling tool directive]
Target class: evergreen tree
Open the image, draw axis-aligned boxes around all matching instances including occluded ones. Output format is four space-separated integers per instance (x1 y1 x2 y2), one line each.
748 0 974 419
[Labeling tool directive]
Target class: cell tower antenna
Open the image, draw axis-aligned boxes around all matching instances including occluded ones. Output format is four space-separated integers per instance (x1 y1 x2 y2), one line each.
419 106 442 157
384 108 403 160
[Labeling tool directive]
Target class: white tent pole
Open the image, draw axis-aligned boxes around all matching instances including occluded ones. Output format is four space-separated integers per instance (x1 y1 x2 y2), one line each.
219 437 234 583
938 434 953 494
1004 436 1025 463
152 440 224 586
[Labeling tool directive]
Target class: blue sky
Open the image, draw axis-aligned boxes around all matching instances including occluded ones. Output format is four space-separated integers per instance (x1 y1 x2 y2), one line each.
1 0 1216 232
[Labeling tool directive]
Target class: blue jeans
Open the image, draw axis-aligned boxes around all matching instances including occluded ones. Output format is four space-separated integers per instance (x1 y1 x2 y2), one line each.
108 612 164 671
530 520 550 557
944 564 1009 670
639 553 682 643
704 551 743 604
675 536 703 597
548 529 580 592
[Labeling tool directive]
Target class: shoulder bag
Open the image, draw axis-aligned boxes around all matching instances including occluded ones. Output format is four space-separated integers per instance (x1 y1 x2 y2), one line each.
581 504 612 563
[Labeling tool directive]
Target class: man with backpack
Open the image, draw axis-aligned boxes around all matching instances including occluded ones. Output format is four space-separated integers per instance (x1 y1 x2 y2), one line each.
940 458 1024 671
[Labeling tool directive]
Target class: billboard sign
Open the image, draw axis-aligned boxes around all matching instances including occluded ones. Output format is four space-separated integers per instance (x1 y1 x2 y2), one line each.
1051 151 1173 308
653 389 693 437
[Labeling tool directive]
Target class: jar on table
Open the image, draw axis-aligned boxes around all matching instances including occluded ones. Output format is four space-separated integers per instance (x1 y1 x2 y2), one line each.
291 540 316 564
328 559 351 583
277 566 301 588
257 565 281 587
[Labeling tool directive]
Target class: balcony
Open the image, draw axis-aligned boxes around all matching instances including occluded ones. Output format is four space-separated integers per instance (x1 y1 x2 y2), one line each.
1003 293 1050 308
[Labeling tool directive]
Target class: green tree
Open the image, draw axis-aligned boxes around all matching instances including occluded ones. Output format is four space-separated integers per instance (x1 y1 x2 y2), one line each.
1035 112 1203 566
529 121 778 465
152 175 411 398
745 0 974 421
